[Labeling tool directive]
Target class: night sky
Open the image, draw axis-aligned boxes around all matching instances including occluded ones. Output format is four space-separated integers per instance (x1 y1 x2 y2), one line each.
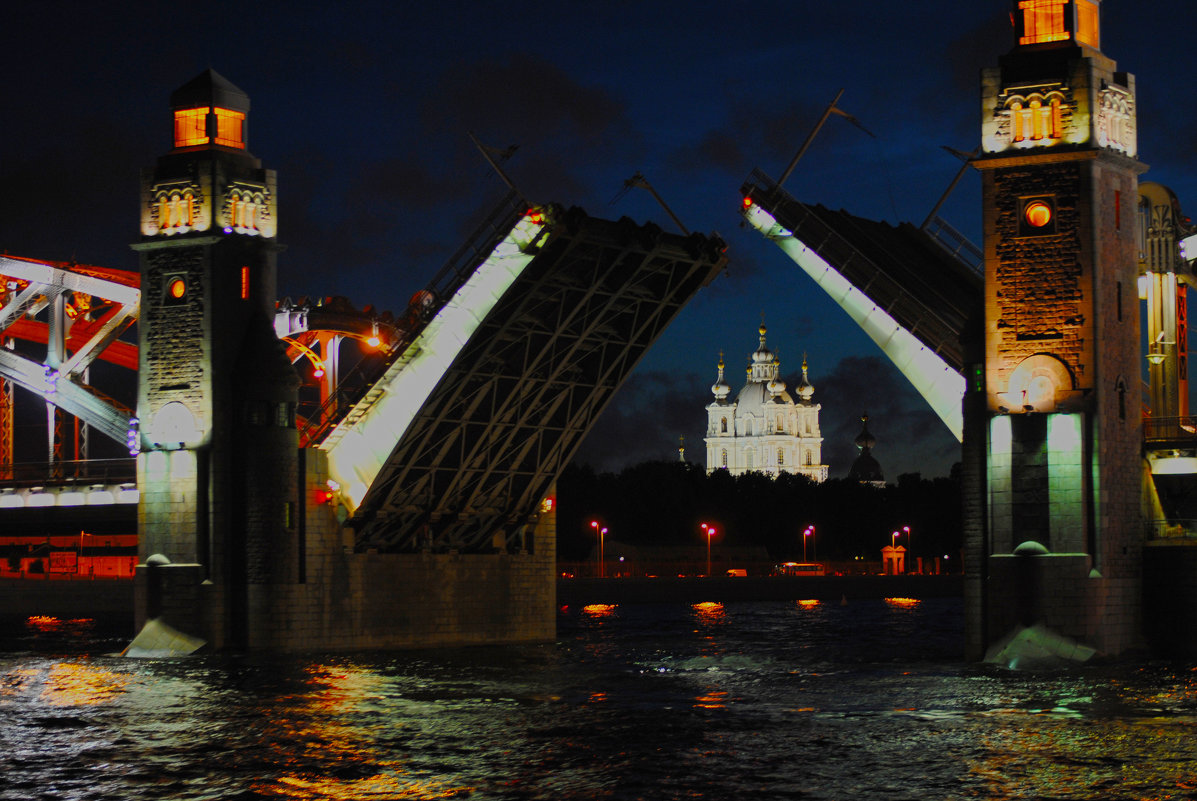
4 1 1195 479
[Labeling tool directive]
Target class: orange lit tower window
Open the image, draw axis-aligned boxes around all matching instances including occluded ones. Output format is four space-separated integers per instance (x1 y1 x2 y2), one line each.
173 107 246 149
214 108 245 148
1075 0 1099 48
174 108 208 147
1019 0 1069 45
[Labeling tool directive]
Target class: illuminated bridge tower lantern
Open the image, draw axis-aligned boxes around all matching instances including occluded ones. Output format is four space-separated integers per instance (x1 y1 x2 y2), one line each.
968 0 1145 659
131 70 298 650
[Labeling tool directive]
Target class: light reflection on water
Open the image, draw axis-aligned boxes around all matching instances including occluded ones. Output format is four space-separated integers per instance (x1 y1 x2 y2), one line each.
1 600 1196 800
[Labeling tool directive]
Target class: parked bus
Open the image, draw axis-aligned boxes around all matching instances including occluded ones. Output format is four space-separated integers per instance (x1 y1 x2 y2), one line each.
772 562 825 577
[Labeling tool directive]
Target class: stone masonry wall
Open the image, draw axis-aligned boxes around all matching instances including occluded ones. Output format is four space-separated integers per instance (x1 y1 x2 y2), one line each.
243 450 557 651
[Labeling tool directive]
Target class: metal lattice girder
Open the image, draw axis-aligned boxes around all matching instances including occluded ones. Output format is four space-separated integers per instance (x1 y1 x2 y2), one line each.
346 206 726 552
0 256 139 445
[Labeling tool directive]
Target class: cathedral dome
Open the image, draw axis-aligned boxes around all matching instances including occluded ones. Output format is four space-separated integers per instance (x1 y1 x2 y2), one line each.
710 354 731 402
795 355 815 404
854 413 877 450
751 323 774 364
849 413 884 485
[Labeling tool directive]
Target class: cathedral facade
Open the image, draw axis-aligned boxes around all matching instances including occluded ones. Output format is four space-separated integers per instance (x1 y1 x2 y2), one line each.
704 325 827 481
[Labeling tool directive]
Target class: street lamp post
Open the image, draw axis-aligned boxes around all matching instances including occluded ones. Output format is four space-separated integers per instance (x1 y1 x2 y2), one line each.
701 523 716 577
803 525 811 562
590 521 608 578
903 525 912 572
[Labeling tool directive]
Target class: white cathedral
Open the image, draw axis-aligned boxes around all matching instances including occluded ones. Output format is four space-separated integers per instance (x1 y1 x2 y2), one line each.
704 324 828 481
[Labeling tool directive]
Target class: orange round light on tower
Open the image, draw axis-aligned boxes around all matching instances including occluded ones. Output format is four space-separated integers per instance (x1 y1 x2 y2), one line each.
168 277 187 299
1024 200 1053 228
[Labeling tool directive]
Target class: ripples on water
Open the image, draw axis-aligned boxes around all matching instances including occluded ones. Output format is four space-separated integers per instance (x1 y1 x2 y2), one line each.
2 600 1196 800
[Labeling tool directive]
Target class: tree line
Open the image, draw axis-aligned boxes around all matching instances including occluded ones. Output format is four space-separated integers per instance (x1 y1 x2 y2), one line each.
555 461 962 565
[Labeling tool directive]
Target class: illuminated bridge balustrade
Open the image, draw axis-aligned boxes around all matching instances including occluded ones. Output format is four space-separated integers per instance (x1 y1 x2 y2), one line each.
1143 416 1197 444
1145 519 1197 541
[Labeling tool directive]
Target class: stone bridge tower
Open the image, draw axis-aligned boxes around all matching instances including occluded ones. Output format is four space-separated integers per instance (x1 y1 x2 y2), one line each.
967 0 1145 659
131 70 299 650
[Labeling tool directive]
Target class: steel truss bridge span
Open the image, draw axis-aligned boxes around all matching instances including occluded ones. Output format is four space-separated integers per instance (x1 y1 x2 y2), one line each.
740 170 982 441
326 203 728 554
0 256 141 448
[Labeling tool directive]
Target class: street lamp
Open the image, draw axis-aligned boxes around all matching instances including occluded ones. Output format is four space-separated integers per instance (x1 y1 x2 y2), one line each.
590 521 608 578
803 525 812 562
903 525 912 572
701 523 716 577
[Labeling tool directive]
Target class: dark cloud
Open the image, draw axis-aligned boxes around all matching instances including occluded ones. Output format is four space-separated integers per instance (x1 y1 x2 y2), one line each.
421 53 634 151
807 355 958 480
1 118 152 269
667 130 746 176
945 11 1014 96
573 371 708 472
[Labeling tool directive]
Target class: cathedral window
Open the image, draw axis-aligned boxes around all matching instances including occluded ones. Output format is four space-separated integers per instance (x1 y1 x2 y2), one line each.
721 450 728 468
721 417 728 434
805 450 813 466
777 449 784 466
776 414 784 432
745 450 753 470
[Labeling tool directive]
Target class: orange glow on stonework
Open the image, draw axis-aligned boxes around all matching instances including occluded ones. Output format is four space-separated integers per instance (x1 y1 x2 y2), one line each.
240 266 250 299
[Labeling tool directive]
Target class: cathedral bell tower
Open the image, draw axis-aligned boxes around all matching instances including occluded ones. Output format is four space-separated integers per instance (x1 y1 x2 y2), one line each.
131 70 299 650
967 0 1145 659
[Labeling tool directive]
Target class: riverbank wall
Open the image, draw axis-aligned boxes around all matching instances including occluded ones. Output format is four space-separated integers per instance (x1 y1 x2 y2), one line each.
557 575 963 606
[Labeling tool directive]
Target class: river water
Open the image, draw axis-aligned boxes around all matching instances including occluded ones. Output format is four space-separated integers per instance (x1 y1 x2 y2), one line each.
1 598 1195 800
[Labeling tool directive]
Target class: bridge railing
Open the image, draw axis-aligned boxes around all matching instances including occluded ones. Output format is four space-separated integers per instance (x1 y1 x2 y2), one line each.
0 458 136 486
1145 519 1197 540
743 168 967 370
1142 416 1197 442
923 215 983 276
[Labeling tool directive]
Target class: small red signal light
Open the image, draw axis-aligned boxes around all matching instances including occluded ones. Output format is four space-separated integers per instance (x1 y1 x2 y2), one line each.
742 197 753 208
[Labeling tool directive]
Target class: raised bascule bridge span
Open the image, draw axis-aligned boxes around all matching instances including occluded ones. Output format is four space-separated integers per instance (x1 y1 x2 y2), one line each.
739 168 983 442
317 196 728 555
